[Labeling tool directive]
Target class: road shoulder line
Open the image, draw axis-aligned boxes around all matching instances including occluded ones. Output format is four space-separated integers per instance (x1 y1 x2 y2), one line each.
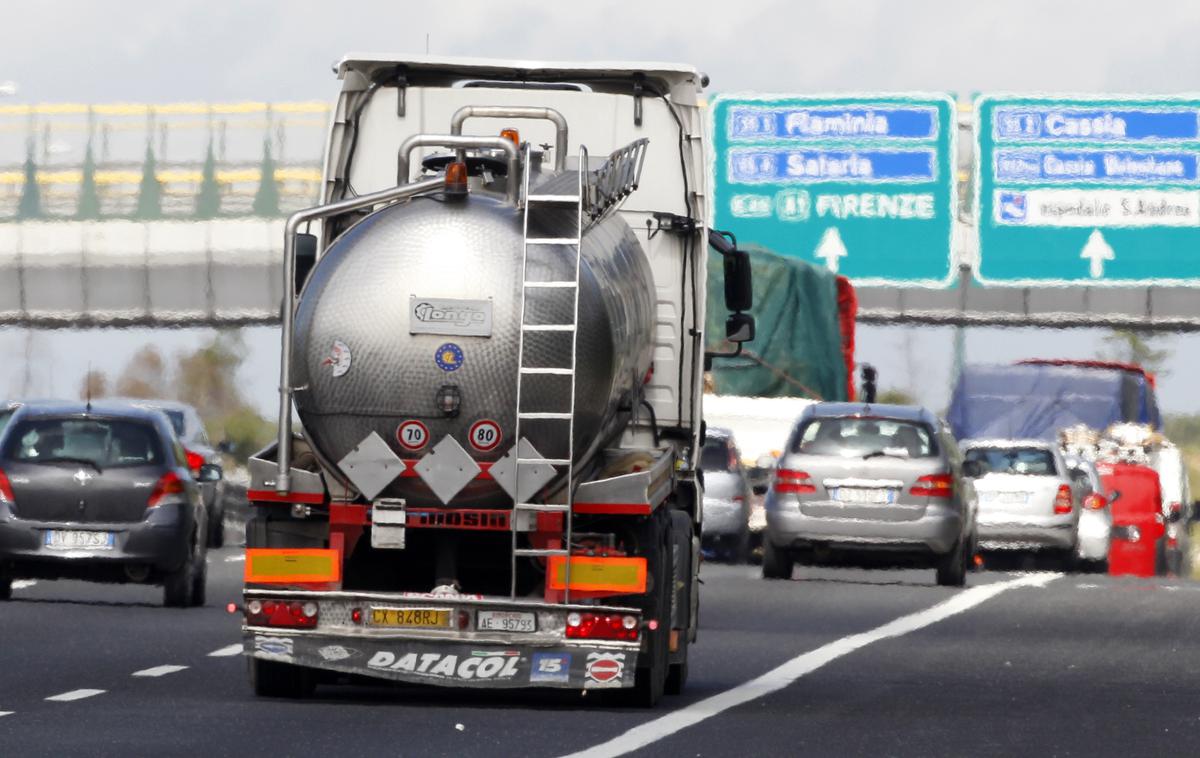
563 573 1059 758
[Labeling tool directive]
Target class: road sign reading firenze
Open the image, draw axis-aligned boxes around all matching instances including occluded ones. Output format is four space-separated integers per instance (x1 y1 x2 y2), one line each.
709 95 958 287
975 95 1200 285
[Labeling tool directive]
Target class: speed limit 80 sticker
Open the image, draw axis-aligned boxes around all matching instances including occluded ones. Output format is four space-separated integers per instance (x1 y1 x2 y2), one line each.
396 420 430 451
468 420 503 452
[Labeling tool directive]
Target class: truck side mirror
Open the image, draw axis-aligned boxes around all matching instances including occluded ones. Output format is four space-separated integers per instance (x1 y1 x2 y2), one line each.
723 250 753 312
725 312 755 343
294 233 318 295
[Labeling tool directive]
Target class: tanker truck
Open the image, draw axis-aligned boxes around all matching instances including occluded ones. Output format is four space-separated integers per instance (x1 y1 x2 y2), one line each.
240 55 754 706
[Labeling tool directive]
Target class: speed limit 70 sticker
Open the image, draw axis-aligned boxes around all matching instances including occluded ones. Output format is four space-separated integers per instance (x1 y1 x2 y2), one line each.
468 420 502 452
396 420 430 451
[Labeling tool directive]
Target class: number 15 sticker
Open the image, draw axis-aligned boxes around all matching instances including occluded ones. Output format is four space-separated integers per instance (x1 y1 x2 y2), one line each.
469 420 502 452
396 420 430 451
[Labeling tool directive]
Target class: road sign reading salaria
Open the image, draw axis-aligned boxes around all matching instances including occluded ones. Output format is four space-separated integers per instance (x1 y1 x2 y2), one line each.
708 94 957 287
976 95 1200 285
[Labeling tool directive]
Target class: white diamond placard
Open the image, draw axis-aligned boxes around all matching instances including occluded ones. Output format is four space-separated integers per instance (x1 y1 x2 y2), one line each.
414 435 481 504
490 438 558 503
338 431 404 501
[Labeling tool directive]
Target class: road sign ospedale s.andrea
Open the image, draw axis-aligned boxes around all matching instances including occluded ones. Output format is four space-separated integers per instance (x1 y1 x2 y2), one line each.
975 94 1200 286
708 94 958 287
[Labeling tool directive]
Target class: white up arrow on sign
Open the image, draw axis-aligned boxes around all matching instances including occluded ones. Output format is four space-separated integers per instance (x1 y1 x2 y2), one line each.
1080 229 1114 279
815 227 848 273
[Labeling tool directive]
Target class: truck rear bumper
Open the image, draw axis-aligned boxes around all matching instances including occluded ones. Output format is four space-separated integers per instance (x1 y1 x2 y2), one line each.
241 588 642 689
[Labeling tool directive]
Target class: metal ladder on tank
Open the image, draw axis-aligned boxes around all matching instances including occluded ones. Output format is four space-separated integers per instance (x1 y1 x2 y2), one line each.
509 143 588 601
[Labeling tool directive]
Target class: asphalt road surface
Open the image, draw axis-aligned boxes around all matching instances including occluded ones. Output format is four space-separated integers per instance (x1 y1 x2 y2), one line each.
3 550 1200 757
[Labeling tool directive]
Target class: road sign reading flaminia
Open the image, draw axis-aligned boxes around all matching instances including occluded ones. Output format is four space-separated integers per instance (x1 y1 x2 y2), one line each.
709 94 958 287
976 94 1200 285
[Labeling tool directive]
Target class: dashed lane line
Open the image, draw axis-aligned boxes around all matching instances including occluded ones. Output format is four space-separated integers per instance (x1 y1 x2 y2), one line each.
132 665 189 677
11 580 37 589
208 644 243 657
0 711 13 717
562 573 1060 758
45 689 105 703
224 554 245 562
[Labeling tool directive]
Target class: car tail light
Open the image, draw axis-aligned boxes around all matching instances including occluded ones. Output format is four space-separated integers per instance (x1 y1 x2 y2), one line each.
565 612 639 641
245 598 318 629
774 469 816 494
184 449 204 477
910 473 953 499
1168 501 1182 518
147 471 185 508
1053 484 1073 514
0 468 14 504
1083 493 1107 510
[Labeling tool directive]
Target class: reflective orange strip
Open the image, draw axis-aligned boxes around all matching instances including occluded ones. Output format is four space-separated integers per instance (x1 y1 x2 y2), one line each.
546 556 647 593
244 549 341 584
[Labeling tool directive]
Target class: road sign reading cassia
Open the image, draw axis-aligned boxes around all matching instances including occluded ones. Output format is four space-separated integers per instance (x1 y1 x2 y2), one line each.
975 94 1200 285
708 94 958 287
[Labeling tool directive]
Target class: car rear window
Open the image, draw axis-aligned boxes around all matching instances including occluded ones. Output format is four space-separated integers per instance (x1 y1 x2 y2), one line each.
4 417 163 468
790 417 937 458
701 437 736 472
965 447 1058 476
163 410 186 438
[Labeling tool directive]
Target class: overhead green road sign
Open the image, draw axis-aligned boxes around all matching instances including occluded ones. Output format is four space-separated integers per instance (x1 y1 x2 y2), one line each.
708 94 958 287
976 94 1200 286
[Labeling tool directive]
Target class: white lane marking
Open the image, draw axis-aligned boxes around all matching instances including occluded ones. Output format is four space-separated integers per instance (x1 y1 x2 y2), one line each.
12 580 37 589
45 689 106 702
563 573 1059 758
224 554 245 563
0 711 13 717
132 664 189 677
208 644 243 657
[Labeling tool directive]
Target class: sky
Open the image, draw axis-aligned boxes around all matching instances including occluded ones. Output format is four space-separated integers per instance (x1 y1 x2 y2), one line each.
4 0 1200 416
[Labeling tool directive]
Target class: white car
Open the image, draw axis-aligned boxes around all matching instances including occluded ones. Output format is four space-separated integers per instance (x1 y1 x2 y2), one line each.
962 439 1082 570
1063 455 1113 571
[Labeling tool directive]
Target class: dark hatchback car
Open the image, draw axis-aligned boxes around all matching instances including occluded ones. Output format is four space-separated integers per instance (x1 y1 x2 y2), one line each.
0 402 209 606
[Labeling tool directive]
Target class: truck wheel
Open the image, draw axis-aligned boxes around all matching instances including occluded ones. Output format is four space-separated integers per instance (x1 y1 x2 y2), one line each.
761 539 794 580
935 535 968 587
665 653 688 696
629 509 671 708
250 658 316 699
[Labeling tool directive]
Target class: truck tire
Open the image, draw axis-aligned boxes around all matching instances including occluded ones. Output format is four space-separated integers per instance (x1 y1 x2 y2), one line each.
629 509 671 707
250 658 316 699
665 509 695 696
761 539 794 580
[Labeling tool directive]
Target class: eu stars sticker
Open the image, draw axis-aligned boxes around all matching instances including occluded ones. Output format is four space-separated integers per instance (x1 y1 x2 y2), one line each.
435 343 464 372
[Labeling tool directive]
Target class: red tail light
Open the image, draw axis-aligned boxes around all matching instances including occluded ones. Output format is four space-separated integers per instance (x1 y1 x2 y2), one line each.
245 598 318 628
774 469 816 494
184 449 204 477
1053 484 1073 514
910 473 953 498
148 471 185 508
565 612 639 641
1167 501 1182 517
0 468 14 504
1083 493 1107 510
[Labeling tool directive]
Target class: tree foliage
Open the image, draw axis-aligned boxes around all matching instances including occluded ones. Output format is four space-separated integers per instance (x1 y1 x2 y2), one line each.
1101 330 1171 376
194 140 221 219
78 369 109 401
876 388 917 405
76 140 101 220
134 142 162 220
17 142 42 220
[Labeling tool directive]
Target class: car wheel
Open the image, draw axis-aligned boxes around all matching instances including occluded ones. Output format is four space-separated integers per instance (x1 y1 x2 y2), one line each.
191 549 208 607
207 507 225 548
250 657 316 699
163 533 201 608
935 536 968 587
761 539 794 580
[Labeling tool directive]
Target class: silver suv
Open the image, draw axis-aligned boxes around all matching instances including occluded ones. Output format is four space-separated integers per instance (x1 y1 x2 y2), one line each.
763 403 978 587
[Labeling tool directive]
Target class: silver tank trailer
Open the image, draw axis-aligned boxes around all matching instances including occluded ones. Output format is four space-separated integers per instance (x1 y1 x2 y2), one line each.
292 189 655 506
